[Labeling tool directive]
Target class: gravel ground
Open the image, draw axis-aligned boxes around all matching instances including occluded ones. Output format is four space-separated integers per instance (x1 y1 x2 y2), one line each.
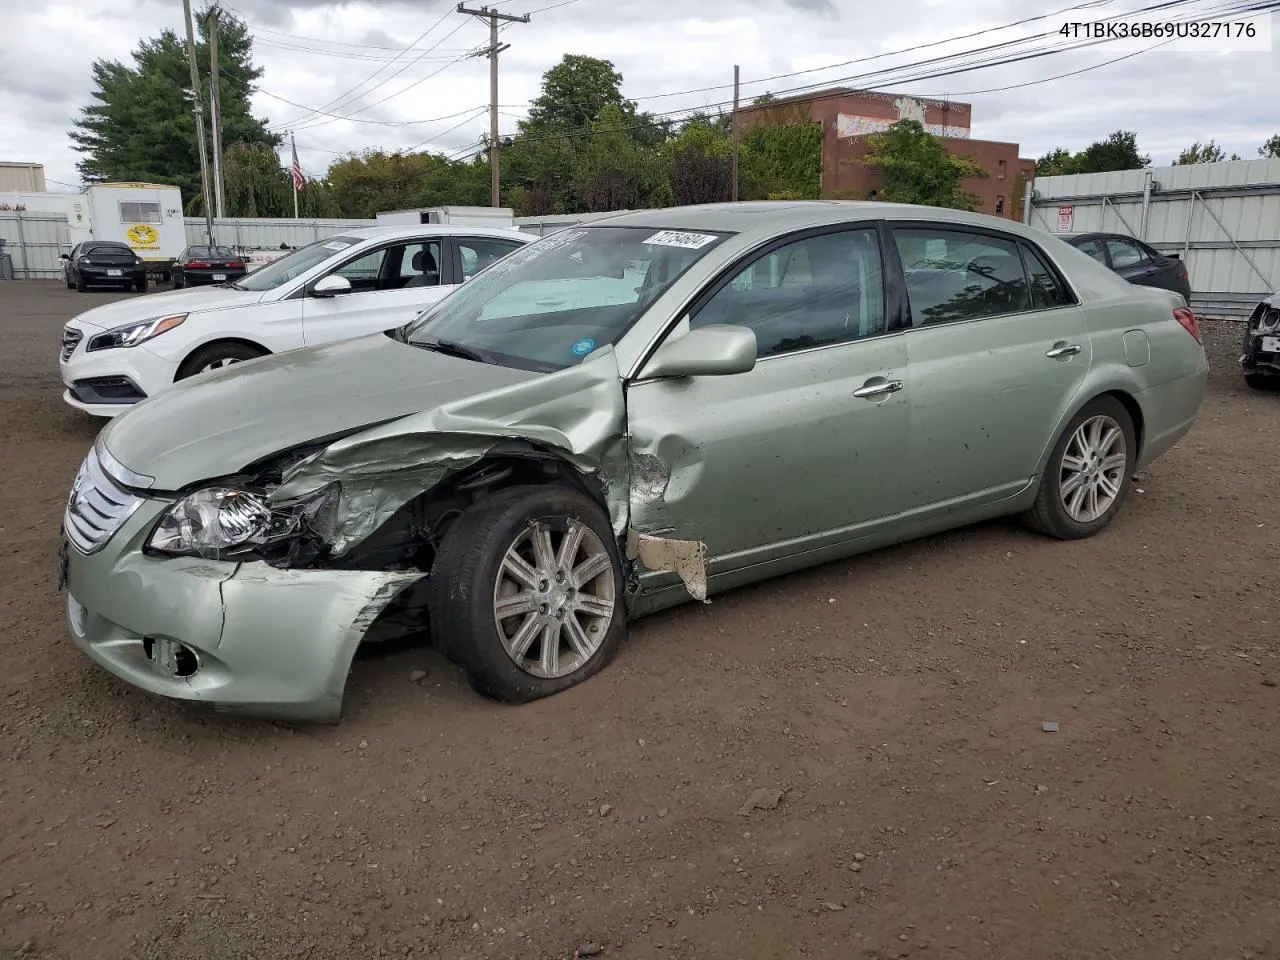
2 283 1278 960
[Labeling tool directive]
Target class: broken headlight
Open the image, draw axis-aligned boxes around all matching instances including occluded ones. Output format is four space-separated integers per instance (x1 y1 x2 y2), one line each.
147 484 339 561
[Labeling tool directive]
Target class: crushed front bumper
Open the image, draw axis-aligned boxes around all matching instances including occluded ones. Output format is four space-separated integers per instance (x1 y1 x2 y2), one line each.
63 502 422 723
1242 304 1280 378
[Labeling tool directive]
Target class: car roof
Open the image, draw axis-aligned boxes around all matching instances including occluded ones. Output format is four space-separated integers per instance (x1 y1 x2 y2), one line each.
583 200 1072 246
332 224 532 242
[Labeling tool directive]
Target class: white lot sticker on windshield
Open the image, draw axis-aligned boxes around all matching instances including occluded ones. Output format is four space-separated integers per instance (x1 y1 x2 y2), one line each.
643 230 718 249
322 241 351 252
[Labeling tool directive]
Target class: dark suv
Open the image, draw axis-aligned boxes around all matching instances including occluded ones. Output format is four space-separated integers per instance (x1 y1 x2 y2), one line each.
61 241 148 293
1242 293 1280 390
1061 231 1191 304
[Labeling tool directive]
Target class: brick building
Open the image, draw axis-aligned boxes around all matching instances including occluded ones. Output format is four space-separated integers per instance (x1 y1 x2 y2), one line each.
733 88 1036 220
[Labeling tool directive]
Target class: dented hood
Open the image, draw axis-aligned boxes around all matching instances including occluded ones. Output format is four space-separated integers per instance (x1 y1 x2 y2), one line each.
100 332 538 489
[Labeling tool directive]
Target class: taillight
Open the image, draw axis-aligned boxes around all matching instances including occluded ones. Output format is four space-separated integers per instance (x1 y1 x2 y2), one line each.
1173 305 1200 343
227 261 245 269
186 261 209 268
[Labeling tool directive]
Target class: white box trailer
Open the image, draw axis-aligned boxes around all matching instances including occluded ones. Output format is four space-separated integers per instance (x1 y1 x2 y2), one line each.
0 182 185 277
375 205 516 228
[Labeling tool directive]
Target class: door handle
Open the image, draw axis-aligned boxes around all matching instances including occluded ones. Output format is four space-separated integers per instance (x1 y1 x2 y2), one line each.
1046 343 1082 359
853 379 904 399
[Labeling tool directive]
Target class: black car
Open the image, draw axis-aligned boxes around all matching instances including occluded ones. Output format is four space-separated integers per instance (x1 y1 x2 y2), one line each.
61 241 148 293
1061 231 1192 304
1241 293 1280 390
170 245 248 288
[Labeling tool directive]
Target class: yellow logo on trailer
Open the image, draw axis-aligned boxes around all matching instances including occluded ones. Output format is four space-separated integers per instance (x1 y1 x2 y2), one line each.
125 224 159 249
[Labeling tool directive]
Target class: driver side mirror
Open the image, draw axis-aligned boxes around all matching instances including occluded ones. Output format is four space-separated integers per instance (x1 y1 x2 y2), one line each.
311 274 352 297
637 324 757 380
59 253 70 260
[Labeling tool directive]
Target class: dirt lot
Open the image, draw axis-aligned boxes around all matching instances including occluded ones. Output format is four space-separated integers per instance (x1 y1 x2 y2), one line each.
2 281 1279 960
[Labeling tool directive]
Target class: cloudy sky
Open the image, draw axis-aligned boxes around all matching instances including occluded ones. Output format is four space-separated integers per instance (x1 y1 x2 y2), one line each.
0 0 1276 193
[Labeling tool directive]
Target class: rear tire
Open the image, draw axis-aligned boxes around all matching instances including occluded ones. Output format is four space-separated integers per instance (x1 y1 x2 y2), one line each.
134 277 148 293
172 271 184 289
1025 395 1136 541
176 341 267 380
427 485 626 703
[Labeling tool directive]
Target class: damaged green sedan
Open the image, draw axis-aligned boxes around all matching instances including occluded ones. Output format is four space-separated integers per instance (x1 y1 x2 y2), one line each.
59 201 1209 722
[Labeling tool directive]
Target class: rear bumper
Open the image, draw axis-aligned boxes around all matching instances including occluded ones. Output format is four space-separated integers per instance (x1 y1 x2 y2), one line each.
183 269 247 285
78 266 145 285
1135 359 1209 470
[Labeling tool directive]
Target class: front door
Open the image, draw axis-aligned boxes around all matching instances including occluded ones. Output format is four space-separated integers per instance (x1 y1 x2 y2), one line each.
890 224 1092 514
625 225 910 586
301 238 451 345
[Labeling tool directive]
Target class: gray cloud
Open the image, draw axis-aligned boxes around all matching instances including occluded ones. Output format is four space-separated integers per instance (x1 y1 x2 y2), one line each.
2 0 1276 189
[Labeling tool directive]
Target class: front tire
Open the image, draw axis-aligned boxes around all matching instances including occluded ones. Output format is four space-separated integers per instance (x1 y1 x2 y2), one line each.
428 485 626 703
1025 396 1137 540
75 273 87 292
1244 372 1274 391
175 341 267 380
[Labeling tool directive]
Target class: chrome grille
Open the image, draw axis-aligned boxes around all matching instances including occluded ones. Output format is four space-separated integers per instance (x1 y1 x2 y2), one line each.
61 327 83 362
64 446 144 555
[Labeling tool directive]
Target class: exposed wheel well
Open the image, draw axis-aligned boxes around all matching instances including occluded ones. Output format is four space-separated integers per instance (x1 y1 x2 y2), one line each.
176 338 271 380
332 444 612 573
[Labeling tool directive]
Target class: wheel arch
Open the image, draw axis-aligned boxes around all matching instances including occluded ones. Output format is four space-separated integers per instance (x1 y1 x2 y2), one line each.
331 441 617 575
175 337 272 380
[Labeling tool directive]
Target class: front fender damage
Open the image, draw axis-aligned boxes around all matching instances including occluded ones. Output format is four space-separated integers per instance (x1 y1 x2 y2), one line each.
266 346 710 601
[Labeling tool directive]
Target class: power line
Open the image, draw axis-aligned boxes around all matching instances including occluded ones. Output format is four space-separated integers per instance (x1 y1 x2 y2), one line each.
497 0 1274 148
404 106 494 151
270 4 461 130
256 88 489 127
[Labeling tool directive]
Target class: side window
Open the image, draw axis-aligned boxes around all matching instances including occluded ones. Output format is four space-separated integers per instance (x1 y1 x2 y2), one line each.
458 238 523 280
1105 238 1146 269
1022 242 1072 308
398 241 443 288
1075 238 1108 263
894 227 1032 325
690 228 886 358
332 246 389 293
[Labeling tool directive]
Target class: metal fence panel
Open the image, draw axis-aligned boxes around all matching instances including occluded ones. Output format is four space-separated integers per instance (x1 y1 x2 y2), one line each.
184 217 376 252
0 211 70 279
1030 158 1280 318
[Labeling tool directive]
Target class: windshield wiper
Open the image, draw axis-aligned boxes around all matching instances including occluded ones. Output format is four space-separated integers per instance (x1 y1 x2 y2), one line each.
416 337 490 364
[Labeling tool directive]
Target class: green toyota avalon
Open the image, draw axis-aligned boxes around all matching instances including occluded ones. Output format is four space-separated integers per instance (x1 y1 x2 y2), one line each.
59 201 1209 722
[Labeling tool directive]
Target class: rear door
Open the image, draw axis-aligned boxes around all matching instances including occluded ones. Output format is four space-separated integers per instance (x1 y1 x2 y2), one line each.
1104 236 1166 288
891 223 1091 514
300 237 449 345
449 234 529 285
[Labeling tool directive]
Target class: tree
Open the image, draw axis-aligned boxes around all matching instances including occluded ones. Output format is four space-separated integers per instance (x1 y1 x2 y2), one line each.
672 146 732 205
859 119 986 210
69 7 279 207
1259 135 1280 159
1175 140 1226 164
1072 130 1150 173
521 54 638 135
740 123 823 200
1035 148 1077 177
323 149 488 218
201 142 336 218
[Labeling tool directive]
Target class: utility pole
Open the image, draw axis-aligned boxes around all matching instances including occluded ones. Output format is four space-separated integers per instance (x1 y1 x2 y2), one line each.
731 64 740 202
182 0 215 244
457 3 530 207
208 6 226 219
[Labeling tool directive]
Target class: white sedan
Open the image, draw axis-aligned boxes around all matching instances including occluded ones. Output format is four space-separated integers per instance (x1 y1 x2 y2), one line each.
58 224 532 417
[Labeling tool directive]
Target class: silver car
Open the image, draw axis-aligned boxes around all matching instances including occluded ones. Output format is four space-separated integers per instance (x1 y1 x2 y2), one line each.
59 202 1208 722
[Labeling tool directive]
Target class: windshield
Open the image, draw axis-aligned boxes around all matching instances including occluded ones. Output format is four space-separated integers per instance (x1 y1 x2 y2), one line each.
190 245 235 258
402 225 729 372
233 235 362 291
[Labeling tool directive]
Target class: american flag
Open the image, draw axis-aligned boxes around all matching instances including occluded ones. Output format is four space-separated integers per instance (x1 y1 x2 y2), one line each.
290 138 304 192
